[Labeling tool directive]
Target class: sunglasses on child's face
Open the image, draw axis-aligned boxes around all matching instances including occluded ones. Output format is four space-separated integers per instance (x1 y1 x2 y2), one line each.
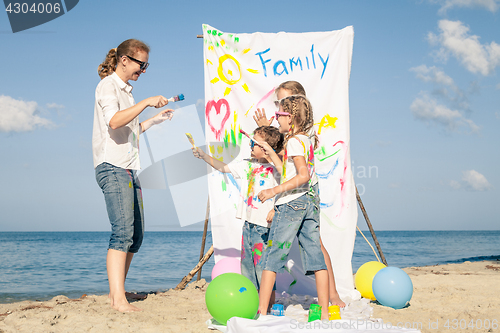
275 111 291 119
250 140 258 149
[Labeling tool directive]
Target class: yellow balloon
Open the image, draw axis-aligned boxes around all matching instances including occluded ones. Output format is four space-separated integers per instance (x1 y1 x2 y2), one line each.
355 261 387 300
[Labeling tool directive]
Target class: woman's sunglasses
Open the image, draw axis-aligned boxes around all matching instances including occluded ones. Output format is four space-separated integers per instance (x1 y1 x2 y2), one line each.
125 55 150 71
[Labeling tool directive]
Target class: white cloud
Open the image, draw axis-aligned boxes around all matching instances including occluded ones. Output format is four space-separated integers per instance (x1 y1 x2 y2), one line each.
449 180 462 190
0 95 54 133
410 65 456 87
453 170 493 191
410 92 479 133
46 103 64 109
428 20 500 75
410 65 477 111
432 0 500 13
410 65 469 109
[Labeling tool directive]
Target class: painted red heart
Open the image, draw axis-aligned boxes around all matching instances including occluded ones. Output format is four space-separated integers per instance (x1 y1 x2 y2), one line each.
205 99 231 140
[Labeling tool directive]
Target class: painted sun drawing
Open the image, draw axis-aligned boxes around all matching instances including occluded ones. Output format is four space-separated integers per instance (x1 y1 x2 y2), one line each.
205 30 260 97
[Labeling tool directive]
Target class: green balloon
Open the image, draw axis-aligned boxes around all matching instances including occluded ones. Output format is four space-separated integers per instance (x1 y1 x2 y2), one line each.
205 273 259 325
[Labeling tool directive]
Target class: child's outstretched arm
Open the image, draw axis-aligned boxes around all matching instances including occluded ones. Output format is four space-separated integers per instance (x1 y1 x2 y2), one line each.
192 147 230 173
258 156 309 202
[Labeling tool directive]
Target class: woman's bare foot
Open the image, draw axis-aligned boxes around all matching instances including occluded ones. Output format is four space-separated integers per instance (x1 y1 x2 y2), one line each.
330 293 346 308
109 294 142 312
112 301 142 312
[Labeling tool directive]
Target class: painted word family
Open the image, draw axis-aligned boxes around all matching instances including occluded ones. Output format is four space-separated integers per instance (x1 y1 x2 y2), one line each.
255 44 330 79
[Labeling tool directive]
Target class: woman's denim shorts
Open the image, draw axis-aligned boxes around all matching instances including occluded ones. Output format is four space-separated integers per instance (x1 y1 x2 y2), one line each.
260 184 326 275
95 162 144 253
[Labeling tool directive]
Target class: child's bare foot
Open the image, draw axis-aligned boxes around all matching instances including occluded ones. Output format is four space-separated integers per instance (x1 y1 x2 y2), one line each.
329 294 346 308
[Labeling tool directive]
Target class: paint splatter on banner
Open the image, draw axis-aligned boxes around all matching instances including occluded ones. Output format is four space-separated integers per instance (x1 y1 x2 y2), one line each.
203 24 360 299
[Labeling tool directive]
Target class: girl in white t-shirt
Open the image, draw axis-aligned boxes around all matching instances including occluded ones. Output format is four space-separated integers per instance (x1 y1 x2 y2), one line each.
255 81 345 309
257 95 329 319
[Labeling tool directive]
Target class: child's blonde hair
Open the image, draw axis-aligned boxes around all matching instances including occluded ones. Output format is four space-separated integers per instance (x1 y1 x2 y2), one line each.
280 95 318 150
97 39 150 79
276 81 306 96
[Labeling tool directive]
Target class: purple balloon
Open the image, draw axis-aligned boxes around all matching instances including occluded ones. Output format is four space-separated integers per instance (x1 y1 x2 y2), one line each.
211 257 241 280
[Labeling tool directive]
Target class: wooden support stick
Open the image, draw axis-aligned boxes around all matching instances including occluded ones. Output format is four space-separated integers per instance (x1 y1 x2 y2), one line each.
356 186 388 266
175 245 214 291
197 198 210 281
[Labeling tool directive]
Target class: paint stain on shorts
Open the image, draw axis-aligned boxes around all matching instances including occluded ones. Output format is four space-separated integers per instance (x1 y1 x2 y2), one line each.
277 241 292 249
252 243 263 265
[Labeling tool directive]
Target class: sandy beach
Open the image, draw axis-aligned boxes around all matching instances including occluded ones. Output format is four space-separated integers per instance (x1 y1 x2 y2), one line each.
1 260 498 333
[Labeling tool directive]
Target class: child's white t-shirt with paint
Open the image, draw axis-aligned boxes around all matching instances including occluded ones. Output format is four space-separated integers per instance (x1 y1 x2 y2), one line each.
275 134 318 206
228 159 280 228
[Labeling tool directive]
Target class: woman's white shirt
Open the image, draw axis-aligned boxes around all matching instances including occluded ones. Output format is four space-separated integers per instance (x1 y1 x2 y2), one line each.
92 72 140 170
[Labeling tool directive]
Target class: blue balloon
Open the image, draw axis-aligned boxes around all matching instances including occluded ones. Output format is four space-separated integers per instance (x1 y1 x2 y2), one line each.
372 267 413 309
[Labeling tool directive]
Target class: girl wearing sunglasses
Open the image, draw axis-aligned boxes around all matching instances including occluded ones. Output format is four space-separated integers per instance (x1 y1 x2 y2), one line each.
93 39 174 312
254 81 345 313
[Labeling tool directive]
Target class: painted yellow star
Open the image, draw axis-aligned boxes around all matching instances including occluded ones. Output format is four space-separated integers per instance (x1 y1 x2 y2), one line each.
315 114 338 135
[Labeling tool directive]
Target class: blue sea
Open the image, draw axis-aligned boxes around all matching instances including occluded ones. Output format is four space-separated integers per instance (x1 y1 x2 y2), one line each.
1 230 499 304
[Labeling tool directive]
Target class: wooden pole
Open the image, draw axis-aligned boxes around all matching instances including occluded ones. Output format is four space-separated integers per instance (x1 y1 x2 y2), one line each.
356 186 388 266
175 245 214 290
197 198 210 281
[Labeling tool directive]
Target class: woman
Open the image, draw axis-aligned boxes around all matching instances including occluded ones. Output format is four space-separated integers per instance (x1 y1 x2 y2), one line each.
92 39 173 312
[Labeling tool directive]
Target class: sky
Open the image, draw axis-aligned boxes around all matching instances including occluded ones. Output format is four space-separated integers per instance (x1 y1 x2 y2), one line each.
0 0 499 232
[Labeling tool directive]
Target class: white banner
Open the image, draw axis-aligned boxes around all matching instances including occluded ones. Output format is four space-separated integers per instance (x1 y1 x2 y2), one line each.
203 24 360 299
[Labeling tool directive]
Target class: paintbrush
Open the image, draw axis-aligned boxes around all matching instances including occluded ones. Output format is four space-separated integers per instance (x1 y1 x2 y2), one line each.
168 94 185 102
185 133 197 149
239 129 259 144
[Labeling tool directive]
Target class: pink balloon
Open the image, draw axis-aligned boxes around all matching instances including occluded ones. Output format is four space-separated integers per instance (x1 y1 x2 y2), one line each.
211 257 241 280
